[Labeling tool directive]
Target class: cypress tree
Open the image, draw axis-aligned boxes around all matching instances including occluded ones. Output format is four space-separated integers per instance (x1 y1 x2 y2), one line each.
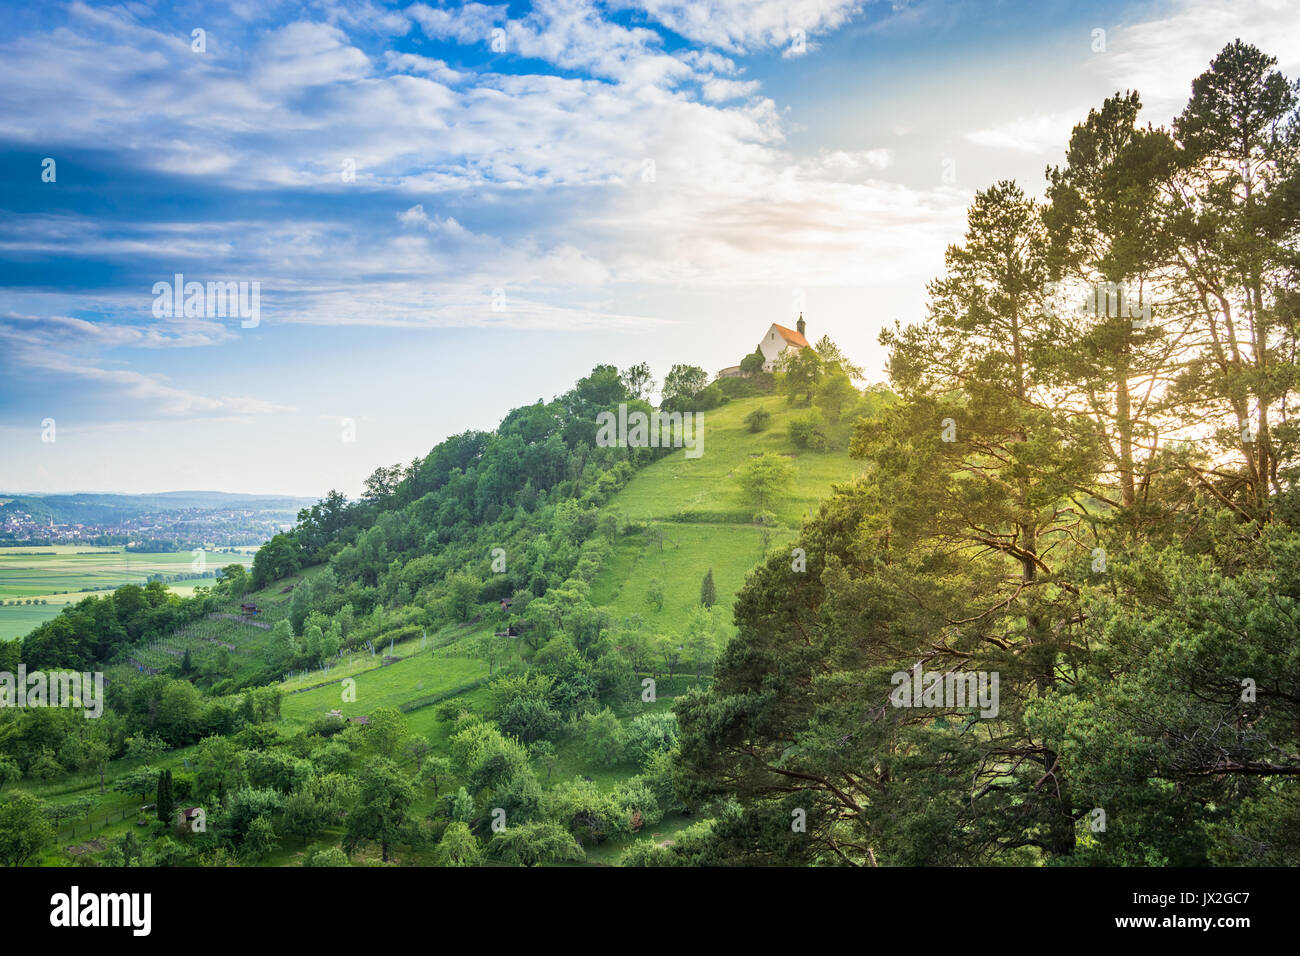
156 769 174 824
700 569 716 608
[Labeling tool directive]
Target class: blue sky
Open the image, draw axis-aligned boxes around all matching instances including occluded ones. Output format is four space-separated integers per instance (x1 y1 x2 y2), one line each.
2 0 1297 497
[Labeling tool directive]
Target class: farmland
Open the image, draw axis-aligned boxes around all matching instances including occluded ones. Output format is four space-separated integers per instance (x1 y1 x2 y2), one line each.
0 545 255 640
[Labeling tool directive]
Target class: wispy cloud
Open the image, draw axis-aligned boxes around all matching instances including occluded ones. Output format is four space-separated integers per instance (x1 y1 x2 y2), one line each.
964 111 1084 155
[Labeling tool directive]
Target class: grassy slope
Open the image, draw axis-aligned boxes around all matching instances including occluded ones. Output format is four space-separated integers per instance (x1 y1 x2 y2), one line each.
571 393 863 858
591 393 863 621
103 568 303 686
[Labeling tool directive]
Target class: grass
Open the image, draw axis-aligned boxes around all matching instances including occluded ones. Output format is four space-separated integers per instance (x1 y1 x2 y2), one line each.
606 394 864 527
594 522 790 620
591 393 862 619
280 654 488 725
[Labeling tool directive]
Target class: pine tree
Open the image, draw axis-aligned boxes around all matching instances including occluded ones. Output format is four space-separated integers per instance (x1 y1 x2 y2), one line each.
700 568 716 608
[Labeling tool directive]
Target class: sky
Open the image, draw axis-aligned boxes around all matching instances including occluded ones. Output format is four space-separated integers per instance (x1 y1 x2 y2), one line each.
1 0 1298 498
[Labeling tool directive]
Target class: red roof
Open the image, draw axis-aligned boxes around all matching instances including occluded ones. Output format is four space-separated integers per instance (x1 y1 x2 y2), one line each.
772 324 810 349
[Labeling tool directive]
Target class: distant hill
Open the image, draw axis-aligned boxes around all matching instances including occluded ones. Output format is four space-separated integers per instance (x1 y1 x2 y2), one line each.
0 491 317 524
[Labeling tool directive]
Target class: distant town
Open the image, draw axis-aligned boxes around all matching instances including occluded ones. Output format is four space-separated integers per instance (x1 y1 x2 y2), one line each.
0 492 315 551
0 508 296 550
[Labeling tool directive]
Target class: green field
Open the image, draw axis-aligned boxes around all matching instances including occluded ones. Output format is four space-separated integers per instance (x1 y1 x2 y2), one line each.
607 394 865 526
591 394 863 617
0 546 255 640
280 653 488 724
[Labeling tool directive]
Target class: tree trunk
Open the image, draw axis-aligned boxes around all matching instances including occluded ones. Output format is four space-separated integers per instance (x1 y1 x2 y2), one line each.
1116 368 1136 508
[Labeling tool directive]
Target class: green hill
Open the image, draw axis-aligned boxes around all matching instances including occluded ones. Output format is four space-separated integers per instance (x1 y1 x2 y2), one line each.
5 367 876 868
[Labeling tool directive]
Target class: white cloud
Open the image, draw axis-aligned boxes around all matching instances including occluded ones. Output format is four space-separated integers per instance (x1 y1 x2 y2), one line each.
964 111 1083 154
960 1 1300 162
812 148 894 174
409 0 703 86
700 77 762 101
617 0 867 53
397 204 468 236
251 21 373 90
0 319 291 419
383 51 465 83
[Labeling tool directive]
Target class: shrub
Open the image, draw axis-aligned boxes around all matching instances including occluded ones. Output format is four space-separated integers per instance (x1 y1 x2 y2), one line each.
744 408 772 433
304 845 351 867
718 376 761 399
789 411 832 451
496 694 563 744
546 778 625 843
624 711 680 768
578 707 627 767
690 381 729 411
739 347 765 376
615 776 663 829
307 713 347 738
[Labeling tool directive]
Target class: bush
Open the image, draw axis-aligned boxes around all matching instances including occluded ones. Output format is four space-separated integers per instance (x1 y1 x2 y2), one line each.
615 776 663 829
690 381 730 411
744 408 772 433
546 778 625 843
578 707 627 767
171 772 196 801
789 411 832 451
304 846 351 867
620 839 672 866
624 711 680 769
496 695 563 744
307 713 347 738
739 347 765 377
718 376 761 399
436 698 470 721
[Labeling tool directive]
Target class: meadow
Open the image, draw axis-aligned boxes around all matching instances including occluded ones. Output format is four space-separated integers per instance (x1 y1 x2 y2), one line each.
590 394 864 620
607 394 865 527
